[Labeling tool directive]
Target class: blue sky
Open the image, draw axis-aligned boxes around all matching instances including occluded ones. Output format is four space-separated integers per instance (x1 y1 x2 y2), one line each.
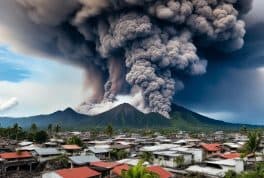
0 45 84 117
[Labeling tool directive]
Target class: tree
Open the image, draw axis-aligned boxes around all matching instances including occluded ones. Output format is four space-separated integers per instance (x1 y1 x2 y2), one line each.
54 124 61 134
111 149 128 160
67 136 83 147
121 161 158 178
224 170 237 178
30 123 38 134
241 131 262 158
48 124 53 136
140 152 154 164
105 124 114 138
174 155 185 168
12 123 22 140
34 130 48 143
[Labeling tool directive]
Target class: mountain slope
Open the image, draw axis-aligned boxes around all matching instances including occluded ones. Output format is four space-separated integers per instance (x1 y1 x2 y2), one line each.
0 103 260 130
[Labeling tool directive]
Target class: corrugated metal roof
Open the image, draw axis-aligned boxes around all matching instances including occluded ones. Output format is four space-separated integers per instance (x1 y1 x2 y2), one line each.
34 148 61 156
88 147 110 153
69 155 100 165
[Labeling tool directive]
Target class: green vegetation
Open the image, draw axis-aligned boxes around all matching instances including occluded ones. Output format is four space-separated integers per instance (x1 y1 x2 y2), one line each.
240 131 262 158
174 155 185 168
66 136 83 147
110 149 128 160
224 163 264 178
121 161 158 178
105 124 114 138
34 130 48 143
140 152 154 164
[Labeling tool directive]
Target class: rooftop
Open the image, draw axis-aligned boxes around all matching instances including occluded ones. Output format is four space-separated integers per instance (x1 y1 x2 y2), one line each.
112 164 129 176
219 153 241 159
90 161 120 169
147 166 173 178
34 148 61 156
62 145 81 150
69 155 100 165
201 143 221 152
56 167 101 178
0 151 32 159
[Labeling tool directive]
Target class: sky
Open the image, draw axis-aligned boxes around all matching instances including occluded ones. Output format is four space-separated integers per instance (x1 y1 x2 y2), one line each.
0 0 263 125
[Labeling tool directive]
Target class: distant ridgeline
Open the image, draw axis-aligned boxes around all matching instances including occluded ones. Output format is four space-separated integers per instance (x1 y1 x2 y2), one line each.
0 103 262 131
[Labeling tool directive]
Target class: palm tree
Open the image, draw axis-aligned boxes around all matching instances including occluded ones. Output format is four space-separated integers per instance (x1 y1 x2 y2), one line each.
30 123 38 134
54 124 61 135
121 161 158 178
140 152 154 164
105 124 113 138
241 131 262 158
48 124 53 136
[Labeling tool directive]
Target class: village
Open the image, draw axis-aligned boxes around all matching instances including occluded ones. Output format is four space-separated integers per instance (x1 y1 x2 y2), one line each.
0 124 263 178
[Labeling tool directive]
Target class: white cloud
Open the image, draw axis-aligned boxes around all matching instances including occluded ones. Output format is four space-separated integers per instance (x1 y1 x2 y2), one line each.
0 97 18 112
197 111 236 121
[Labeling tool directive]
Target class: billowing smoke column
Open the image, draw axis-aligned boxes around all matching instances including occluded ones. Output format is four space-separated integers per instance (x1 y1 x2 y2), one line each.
12 0 252 118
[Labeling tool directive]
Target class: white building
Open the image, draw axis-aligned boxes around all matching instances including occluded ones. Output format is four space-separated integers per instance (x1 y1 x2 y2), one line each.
186 158 244 177
153 151 193 168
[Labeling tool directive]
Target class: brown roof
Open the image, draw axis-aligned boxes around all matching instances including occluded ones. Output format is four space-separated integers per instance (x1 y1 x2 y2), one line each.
56 167 101 178
62 145 81 150
201 144 221 152
0 151 32 159
147 166 173 178
90 161 120 169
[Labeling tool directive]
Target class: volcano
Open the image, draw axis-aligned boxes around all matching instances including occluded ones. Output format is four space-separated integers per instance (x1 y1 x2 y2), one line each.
0 103 261 131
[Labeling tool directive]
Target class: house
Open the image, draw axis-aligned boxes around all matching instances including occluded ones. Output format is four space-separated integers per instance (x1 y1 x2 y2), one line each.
33 148 62 162
201 143 222 158
62 145 82 155
87 146 111 160
117 158 149 166
222 142 243 152
147 166 174 178
111 164 129 178
90 161 120 177
219 153 241 159
111 164 173 178
140 144 179 153
0 151 36 174
170 147 204 163
69 155 100 168
186 158 244 177
153 151 192 168
42 166 101 178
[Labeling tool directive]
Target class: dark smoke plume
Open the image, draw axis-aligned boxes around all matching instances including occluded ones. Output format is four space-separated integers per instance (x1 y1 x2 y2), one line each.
1 0 253 118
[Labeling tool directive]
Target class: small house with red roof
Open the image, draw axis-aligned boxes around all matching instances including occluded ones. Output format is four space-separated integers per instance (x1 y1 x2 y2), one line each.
62 144 82 155
90 161 120 177
111 164 173 178
201 143 222 158
0 151 36 174
42 167 101 178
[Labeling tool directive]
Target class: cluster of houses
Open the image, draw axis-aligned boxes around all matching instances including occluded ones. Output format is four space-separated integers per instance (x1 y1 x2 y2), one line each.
0 130 263 178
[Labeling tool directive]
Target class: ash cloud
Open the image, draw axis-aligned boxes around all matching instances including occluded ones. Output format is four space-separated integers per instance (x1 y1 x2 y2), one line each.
0 0 253 118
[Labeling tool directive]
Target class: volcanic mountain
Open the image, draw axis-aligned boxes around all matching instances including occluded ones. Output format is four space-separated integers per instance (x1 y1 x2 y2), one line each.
0 103 260 130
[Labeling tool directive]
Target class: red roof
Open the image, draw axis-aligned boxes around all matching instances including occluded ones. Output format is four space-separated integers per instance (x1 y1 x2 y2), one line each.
219 153 240 159
112 164 129 176
56 167 101 178
147 166 173 178
0 151 32 159
90 161 120 169
201 144 221 152
62 145 81 150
